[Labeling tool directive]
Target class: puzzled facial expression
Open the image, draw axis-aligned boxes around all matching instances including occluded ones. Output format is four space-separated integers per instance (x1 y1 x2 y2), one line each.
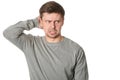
40 13 64 38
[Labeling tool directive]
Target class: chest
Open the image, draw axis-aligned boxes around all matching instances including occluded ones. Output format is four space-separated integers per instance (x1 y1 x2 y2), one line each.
25 41 76 78
35 44 76 69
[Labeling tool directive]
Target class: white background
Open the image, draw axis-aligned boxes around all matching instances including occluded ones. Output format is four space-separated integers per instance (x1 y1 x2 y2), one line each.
0 0 120 80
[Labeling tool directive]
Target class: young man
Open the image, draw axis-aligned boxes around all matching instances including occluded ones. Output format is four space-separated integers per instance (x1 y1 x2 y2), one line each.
3 1 88 80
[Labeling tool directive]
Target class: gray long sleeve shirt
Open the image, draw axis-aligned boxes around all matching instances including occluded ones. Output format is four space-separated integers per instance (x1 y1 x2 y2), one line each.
3 18 88 80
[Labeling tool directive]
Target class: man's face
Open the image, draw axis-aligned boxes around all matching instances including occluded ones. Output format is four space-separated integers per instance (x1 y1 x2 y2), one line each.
40 13 64 39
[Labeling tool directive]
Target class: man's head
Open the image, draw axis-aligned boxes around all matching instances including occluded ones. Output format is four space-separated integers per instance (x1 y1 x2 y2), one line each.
39 1 65 18
38 1 65 40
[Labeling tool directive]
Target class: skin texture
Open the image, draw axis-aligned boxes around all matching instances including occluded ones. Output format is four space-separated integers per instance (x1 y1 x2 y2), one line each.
38 13 64 43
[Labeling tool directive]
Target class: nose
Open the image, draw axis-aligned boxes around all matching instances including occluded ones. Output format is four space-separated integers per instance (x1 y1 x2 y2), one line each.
51 22 56 29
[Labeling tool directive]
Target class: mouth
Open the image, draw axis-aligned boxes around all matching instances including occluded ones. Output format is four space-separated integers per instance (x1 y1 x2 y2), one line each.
49 31 57 35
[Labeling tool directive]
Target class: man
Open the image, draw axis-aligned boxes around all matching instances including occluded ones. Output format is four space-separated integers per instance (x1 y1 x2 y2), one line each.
3 1 88 80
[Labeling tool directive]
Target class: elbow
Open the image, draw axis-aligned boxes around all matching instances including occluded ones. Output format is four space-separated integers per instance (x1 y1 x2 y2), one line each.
3 29 8 38
3 28 12 39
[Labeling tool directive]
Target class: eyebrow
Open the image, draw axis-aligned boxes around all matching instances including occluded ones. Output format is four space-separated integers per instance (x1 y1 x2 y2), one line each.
45 19 61 21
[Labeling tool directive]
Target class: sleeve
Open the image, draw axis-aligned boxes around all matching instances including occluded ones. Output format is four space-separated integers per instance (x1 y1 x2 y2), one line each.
73 48 89 80
3 18 39 51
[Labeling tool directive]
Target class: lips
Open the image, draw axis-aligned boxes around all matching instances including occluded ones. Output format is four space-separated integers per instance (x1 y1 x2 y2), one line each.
50 31 56 34
49 30 57 35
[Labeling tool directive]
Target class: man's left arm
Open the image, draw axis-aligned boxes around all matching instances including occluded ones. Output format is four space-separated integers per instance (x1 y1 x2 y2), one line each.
74 49 89 80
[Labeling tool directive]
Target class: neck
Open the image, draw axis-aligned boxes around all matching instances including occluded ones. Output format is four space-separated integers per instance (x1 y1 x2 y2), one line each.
45 36 63 43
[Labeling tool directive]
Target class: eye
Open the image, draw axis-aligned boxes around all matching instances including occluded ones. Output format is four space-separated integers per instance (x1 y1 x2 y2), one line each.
45 20 51 23
55 20 60 24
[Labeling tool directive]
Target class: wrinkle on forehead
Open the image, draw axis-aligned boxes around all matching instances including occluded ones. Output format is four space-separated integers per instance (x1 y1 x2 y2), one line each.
42 13 63 21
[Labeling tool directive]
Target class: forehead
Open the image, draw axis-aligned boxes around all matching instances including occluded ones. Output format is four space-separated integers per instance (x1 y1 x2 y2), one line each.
42 13 63 20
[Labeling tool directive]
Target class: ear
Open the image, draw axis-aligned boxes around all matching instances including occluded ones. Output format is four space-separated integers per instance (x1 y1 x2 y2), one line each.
38 16 43 29
61 18 64 26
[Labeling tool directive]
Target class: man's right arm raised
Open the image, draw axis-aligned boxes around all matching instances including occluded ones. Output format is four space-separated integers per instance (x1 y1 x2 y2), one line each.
3 18 39 51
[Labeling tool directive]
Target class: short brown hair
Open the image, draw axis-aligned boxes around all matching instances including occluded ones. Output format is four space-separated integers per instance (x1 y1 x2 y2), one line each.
39 1 65 18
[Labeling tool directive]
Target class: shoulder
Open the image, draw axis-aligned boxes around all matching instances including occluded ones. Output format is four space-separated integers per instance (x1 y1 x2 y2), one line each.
64 37 86 60
64 37 84 52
